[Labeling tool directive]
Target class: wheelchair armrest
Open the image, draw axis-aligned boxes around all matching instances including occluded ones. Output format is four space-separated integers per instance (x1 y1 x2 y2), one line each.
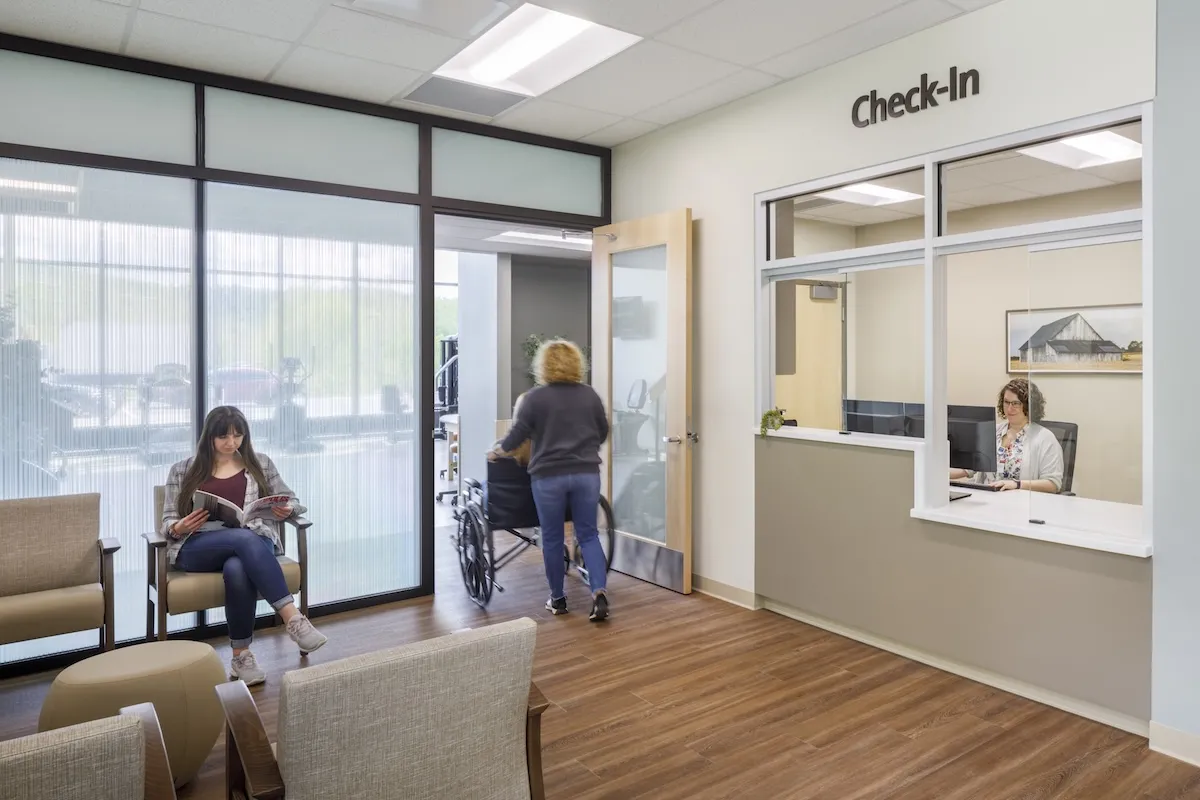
465 478 482 491
142 531 168 548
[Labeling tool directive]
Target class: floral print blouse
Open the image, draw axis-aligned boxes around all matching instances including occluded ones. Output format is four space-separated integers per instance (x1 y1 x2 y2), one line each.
996 423 1027 482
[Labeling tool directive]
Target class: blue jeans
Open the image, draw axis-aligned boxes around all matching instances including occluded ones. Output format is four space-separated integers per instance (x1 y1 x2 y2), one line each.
176 528 292 648
531 472 606 599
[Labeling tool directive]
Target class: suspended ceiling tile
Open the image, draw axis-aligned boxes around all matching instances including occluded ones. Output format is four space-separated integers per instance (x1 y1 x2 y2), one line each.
542 40 740 118
138 0 328 41
126 11 292 79
1087 160 1143 184
581 118 661 147
1006 171 1115 198
533 0 721 36
305 6 464 71
271 47 423 105
943 0 1004 10
335 0 511 38
759 0 961 79
494 99 622 141
944 184 1039 208
944 154 1060 190
635 68 779 126
0 0 131 52
656 0 908 67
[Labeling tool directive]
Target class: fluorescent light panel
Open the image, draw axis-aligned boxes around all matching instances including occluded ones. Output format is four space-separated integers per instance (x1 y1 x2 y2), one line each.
816 182 923 207
435 4 641 97
488 230 592 248
1018 131 1142 170
0 178 77 194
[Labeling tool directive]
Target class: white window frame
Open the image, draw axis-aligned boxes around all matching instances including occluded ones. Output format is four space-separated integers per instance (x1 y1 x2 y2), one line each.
754 101 1152 550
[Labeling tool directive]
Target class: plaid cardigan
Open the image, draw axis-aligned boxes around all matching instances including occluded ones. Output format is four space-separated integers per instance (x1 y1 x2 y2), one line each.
160 453 307 565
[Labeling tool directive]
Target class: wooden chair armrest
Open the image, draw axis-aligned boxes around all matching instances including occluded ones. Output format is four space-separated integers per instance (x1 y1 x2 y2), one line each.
526 681 548 800
283 515 312 531
119 703 177 800
99 537 121 555
528 682 550 717
215 681 284 800
142 531 169 548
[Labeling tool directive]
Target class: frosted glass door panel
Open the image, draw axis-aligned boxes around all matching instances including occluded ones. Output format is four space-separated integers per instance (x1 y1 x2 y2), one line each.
610 245 668 543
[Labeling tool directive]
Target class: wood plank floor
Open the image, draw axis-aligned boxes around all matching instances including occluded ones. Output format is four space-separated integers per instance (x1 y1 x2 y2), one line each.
3 528 1200 799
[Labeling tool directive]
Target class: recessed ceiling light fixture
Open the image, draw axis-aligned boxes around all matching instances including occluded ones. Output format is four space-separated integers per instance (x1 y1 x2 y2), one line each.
435 4 641 96
816 183 923 207
488 230 593 248
1018 131 1142 170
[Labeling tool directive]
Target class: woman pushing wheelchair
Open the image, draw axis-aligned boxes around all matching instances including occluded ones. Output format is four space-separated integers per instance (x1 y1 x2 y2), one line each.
489 339 611 621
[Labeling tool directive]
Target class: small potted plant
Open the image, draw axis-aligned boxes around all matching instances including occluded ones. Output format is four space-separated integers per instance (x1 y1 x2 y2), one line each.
760 408 786 438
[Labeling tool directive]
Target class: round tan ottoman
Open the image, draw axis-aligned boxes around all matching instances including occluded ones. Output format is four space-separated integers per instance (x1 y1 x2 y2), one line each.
39 641 226 787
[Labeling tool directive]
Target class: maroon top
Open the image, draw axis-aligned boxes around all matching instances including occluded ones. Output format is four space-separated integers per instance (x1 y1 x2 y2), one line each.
199 470 247 511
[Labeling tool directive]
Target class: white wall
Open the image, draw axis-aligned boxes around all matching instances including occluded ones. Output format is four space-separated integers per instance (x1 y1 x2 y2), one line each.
611 0 1156 593
456 251 505 486
1151 0 1200 757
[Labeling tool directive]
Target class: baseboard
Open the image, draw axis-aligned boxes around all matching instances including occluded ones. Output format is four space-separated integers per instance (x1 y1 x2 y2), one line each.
762 600 1149 738
1150 722 1200 766
691 575 760 610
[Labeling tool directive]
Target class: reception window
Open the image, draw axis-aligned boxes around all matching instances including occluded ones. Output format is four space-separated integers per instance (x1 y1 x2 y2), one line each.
768 168 924 261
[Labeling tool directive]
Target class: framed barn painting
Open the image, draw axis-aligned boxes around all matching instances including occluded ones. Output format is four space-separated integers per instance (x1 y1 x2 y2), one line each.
1006 304 1143 374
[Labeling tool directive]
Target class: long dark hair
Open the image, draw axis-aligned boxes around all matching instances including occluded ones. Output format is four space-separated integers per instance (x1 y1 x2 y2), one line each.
177 406 270 517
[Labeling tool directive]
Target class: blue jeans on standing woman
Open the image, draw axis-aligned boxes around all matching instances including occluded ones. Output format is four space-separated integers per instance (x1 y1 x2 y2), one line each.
176 528 292 649
531 471 607 600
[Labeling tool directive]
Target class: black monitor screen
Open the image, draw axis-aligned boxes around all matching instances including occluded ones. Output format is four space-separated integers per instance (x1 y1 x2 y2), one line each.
948 415 997 472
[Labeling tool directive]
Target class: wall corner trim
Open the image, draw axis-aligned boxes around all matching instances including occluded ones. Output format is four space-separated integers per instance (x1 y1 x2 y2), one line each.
692 575 760 610
762 600 1149 737
1150 722 1200 767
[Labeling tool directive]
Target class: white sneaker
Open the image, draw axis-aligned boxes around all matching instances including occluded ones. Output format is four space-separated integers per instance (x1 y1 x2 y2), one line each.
286 615 328 655
230 651 265 686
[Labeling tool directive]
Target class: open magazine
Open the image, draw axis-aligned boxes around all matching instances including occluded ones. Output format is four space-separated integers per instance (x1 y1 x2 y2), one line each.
191 491 292 528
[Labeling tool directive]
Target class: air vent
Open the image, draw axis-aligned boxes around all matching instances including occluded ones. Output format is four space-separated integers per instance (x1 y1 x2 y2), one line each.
404 76 526 118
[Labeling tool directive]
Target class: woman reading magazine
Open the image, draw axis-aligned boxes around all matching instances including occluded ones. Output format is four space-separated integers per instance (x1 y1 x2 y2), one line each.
160 405 327 685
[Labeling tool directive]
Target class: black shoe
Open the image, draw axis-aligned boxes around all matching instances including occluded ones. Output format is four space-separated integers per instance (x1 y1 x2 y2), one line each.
590 592 609 622
546 596 568 615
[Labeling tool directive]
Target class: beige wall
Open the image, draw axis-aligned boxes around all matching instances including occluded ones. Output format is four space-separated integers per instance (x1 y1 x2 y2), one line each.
847 187 1143 504
794 216 857 255
756 438 1151 722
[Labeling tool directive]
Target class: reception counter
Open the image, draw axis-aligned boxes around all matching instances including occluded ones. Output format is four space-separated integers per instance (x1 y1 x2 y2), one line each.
754 431 1151 732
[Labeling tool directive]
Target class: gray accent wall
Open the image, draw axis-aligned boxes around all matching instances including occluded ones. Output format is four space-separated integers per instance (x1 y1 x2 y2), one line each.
755 437 1151 721
1153 0 1200 736
508 256 590 408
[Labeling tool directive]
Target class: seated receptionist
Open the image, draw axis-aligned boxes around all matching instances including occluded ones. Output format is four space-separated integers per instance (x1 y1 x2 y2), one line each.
950 377 1065 493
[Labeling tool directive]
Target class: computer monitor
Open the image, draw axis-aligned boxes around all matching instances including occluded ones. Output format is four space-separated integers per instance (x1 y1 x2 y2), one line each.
948 408 997 473
843 400 923 437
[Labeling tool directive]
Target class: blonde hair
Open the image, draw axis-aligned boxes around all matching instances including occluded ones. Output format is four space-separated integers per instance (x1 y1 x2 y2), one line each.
533 339 585 385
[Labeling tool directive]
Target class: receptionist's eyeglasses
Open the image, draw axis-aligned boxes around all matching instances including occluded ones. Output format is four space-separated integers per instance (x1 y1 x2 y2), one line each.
1002 399 1024 408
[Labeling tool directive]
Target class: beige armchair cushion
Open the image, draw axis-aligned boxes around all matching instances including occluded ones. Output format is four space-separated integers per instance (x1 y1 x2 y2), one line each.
277 617 538 800
165 557 300 615
0 714 145 800
0 583 104 646
0 494 100 597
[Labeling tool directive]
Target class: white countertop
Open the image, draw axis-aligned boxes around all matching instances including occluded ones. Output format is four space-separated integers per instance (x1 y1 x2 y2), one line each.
757 426 923 452
911 488 1150 558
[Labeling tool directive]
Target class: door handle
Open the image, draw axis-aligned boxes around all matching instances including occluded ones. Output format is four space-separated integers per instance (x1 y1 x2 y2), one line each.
662 436 682 444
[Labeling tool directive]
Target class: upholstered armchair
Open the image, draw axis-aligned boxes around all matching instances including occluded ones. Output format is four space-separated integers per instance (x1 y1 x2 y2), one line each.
0 702 176 800
143 485 309 641
217 617 548 800
0 493 119 652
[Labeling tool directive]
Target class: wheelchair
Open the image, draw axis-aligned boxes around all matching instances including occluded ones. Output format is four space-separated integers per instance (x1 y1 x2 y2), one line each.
453 457 615 608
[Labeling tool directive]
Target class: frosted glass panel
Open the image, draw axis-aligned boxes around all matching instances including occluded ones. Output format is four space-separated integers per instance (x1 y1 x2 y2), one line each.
0 51 194 165
0 159 196 665
432 128 602 217
205 183 420 606
610 246 667 543
205 89 419 193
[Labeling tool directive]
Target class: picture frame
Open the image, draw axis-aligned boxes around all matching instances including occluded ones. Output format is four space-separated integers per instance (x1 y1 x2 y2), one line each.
1006 303 1143 375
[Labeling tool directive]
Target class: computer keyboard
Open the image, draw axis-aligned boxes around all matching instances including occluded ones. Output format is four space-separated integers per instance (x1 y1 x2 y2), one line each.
949 480 1001 492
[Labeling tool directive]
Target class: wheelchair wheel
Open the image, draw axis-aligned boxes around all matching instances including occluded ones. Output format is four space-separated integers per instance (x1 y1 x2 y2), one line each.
571 495 616 582
459 505 495 608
